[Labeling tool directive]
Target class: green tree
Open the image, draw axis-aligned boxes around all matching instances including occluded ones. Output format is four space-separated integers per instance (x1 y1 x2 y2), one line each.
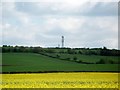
73 56 77 61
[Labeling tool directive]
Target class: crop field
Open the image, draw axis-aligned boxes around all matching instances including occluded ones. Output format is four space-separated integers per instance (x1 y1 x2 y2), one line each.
1 53 119 89
1 73 119 88
2 53 119 72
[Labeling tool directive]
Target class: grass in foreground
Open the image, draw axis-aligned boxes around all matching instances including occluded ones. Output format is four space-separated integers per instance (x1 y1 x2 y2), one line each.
1 73 119 88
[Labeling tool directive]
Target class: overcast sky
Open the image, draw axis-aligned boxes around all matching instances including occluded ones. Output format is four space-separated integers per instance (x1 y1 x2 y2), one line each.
1 0 118 49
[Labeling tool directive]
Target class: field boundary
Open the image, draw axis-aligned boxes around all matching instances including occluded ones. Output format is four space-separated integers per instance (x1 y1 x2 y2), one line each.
1 71 120 74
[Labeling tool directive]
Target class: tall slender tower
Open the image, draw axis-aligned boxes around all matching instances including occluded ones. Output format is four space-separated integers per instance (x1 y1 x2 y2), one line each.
62 36 64 48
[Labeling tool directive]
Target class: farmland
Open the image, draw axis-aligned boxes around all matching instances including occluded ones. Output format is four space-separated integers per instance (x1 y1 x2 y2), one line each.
1 73 119 88
2 53 119 72
1 47 119 89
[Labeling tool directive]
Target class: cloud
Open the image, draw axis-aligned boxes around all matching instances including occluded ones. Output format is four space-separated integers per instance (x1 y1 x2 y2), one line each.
1 1 118 49
85 2 118 16
2 0 119 3
14 1 117 16
43 16 85 33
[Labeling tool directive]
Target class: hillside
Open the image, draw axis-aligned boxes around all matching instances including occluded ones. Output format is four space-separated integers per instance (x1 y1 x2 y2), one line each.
2 53 119 73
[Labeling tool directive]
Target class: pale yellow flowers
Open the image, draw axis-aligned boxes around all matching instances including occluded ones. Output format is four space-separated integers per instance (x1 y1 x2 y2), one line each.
1 73 119 88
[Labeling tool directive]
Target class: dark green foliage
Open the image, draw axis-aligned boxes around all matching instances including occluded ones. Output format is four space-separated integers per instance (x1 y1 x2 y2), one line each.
67 48 77 54
96 59 116 64
76 60 82 63
45 49 55 53
96 59 106 64
66 57 71 60
78 50 82 54
2 45 120 56
73 56 77 61
56 54 60 58
109 60 114 64
100 47 120 56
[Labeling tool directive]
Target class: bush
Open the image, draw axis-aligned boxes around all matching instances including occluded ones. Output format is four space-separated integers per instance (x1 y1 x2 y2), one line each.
96 59 106 64
76 60 82 63
78 51 82 54
65 57 71 60
108 60 114 64
56 54 60 58
73 56 77 61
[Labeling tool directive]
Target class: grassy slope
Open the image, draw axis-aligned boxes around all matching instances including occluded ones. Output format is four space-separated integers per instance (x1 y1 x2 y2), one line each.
63 54 119 63
2 53 118 72
47 53 119 63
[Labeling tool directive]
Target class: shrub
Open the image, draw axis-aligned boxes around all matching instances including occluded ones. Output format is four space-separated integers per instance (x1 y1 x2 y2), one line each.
108 60 114 64
73 56 77 61
76 60 82 63
96 59 106 64
65 57 71 60
56 54 60 58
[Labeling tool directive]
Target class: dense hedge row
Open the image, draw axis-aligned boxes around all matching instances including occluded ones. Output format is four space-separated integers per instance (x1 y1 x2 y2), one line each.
1 45 120 56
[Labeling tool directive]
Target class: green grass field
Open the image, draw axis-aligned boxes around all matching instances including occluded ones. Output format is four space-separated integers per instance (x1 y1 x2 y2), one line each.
47 53 119 63
2 53 119 72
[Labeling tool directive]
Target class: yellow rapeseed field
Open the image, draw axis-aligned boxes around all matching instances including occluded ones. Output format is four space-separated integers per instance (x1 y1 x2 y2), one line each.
0 73 119 88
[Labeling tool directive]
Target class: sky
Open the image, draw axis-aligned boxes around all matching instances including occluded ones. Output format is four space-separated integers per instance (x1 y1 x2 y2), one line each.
1 0 119 49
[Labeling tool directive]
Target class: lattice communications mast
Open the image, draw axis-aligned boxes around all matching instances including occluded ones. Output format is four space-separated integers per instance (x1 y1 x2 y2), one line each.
62 36 64 48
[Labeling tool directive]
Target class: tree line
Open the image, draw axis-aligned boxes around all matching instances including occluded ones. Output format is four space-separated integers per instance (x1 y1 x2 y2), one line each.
1 45 120 56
